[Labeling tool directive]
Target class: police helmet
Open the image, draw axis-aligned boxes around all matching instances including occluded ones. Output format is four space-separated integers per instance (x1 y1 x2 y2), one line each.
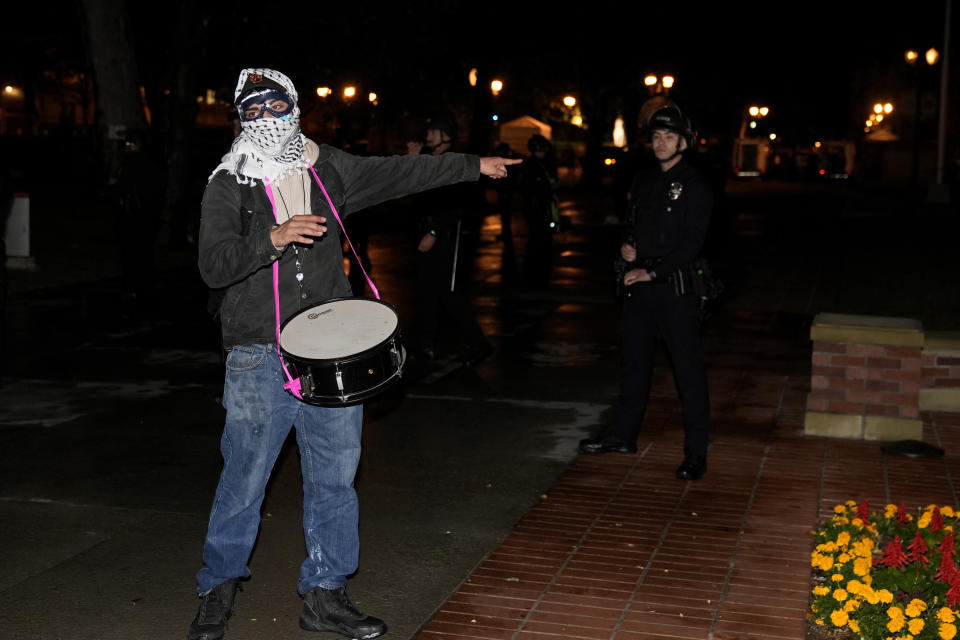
527 134 551 154
645 106 694 145
425 113 457 141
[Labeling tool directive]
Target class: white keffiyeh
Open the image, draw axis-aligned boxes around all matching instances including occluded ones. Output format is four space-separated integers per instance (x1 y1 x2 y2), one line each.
209 68 310 185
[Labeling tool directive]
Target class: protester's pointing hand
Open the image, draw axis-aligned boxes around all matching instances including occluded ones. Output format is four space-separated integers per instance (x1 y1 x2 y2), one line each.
479 156 523 178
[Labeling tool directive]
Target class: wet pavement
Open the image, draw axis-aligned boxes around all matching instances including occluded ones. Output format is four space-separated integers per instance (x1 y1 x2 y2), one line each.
1 176 959 639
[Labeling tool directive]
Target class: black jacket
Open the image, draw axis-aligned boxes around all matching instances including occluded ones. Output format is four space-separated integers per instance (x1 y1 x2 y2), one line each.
627 158 712 278
199 144 480 348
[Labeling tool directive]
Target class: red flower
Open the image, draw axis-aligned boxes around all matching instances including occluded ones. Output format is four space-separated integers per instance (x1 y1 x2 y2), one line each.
937 552 956 583
897 502 911 524
883 536 910 568
908 530 929 567
932 508 946 532
857 500 870 522
939 533 956 558
948 571 960 607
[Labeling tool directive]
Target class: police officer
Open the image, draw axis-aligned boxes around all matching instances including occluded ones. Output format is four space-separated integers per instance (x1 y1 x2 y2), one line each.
407 114 493 370
579 105 712 481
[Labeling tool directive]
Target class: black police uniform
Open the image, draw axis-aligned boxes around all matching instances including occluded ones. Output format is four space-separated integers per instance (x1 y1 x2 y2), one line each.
602 157 713 469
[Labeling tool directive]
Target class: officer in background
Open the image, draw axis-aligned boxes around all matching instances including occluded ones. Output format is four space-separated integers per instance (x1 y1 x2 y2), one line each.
407 114 493 370
579 105 712 481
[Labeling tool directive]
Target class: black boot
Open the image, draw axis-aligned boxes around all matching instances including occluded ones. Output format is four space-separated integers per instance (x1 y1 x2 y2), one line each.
675 454 707 480
579 434 637 454
300 586 387 639
187 579 241 640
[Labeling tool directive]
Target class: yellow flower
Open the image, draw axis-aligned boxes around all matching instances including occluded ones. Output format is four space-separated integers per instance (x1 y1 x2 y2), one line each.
863 575 873 586
819 556 834 571
907 599 928 616
854 557 872 576
889 606 906 619
928 504 940 511
831 609 849 626
919 512 933 528
941 622 958 639
833 589 848 602
910 618 926 634
831 573 845 582
847 580 864 594
938 608 956 623
878 589 894 604
846 500 857 506
851 517 865 528
813 586 830 596
888 617 905 632
849 619 860 632
942 506 956 518
835 504 847 514
815 618 825 626
844 599 860 612
863 588 881 605
838 552 851 564
837 531 851 547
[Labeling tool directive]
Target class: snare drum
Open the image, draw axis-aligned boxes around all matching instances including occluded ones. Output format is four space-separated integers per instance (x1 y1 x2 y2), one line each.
279 297 406 406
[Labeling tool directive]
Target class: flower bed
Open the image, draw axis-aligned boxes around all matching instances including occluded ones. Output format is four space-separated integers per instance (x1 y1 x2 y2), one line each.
809 501 960 640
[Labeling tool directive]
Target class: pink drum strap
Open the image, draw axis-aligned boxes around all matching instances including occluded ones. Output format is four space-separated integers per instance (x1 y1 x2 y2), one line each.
308 164 380 300
262 177 303 399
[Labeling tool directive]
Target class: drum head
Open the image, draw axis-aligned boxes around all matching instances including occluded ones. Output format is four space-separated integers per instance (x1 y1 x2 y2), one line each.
280 298 399 361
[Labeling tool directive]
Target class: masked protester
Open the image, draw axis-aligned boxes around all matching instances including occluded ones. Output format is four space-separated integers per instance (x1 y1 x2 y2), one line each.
579 104 712 482
189 68 520 640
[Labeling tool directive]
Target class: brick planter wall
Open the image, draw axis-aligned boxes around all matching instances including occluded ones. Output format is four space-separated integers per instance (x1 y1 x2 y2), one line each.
920 331 960 411
804 313 923 440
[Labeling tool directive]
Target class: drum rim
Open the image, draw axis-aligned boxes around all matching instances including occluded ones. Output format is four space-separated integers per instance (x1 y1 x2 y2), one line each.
279 296 401 364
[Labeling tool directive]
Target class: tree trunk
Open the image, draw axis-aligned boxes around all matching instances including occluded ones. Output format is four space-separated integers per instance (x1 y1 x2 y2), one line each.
76 0 145 186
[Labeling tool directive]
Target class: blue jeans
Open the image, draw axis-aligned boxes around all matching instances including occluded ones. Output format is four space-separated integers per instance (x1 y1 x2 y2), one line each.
196 344 363 596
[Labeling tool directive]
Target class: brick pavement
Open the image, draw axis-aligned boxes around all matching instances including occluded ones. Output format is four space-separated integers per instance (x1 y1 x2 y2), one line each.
411 301 960 640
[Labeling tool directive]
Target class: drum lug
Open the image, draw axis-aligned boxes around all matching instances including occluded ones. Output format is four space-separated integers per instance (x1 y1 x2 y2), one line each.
335 367 345 401
390 344 405 371
302 372 315 396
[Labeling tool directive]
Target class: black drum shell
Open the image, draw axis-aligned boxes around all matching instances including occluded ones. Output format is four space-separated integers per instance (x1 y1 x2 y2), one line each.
278 298 406 407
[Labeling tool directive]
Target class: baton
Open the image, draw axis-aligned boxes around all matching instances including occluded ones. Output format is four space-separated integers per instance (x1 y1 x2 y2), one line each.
450 219 461 292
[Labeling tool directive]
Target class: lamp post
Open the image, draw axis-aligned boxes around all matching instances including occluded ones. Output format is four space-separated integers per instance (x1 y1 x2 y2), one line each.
904 46 941 184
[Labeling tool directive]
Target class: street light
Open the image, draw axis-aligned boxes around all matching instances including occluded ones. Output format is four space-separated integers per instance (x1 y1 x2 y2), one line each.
643 74 674 94
490 79 503 96
316 86 331 98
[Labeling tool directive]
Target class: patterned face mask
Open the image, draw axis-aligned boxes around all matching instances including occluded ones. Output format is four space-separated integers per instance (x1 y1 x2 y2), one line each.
233 70 305 164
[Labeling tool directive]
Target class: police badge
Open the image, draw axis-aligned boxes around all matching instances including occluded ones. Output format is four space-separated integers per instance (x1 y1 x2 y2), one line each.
668 181 683 201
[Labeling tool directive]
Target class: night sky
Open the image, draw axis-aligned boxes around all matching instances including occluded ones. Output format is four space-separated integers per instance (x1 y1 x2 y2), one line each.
2 1 955 144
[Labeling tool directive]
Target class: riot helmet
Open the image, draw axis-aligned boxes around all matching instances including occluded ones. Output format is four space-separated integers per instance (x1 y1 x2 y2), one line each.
645 106 694 146
527 134 551 154
424 113 457 142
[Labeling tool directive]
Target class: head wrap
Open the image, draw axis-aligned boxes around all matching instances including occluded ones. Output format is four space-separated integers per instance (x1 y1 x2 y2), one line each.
209 68 309 185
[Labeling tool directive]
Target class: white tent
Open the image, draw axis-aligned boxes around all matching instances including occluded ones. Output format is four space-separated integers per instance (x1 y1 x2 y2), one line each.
497 116 551 155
